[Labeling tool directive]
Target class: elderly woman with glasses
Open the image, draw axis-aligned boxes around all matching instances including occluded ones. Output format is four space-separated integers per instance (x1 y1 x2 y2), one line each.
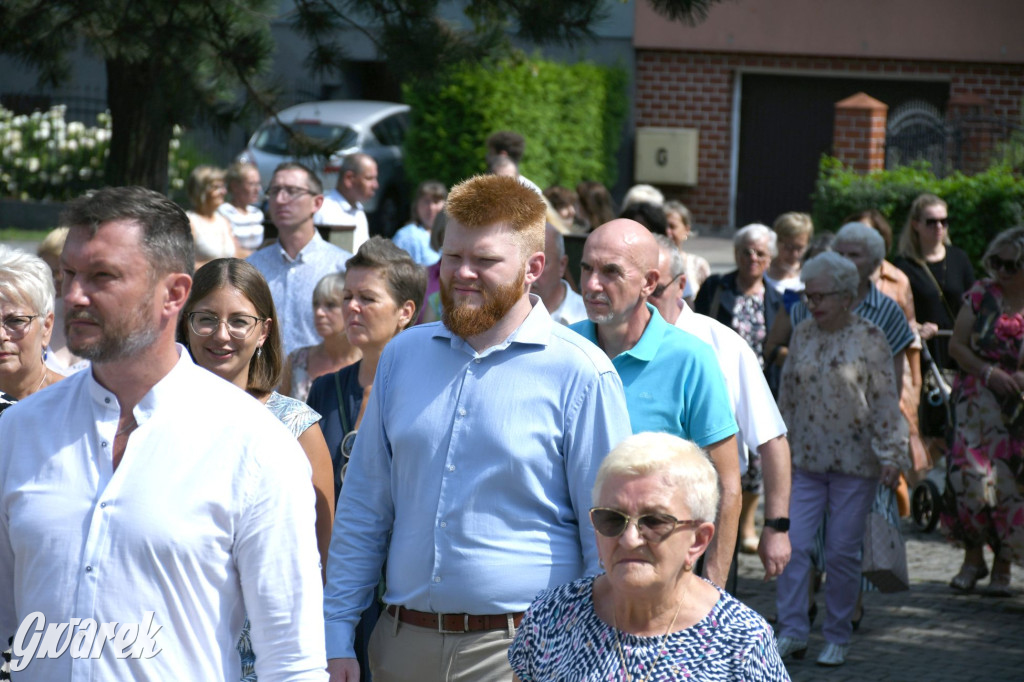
774 252 908 667
179 258 335 681
509 432 787 681
0 246 65 411
943 226 1024 597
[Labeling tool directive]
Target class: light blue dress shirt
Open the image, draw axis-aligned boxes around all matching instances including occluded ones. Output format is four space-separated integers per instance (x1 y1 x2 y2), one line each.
247 232 351 355
391 222 440 266
571 304 738 448
323 299 631 659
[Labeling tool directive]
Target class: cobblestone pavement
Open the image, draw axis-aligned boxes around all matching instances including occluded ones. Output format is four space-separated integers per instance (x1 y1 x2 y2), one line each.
734 519 1024 681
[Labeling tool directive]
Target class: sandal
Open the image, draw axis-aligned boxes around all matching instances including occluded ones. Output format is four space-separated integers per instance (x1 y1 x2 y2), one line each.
949 563 989 592
983 571 1012 598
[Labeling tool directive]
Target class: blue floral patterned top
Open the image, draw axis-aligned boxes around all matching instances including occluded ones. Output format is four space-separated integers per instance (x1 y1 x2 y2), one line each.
509 576 788 681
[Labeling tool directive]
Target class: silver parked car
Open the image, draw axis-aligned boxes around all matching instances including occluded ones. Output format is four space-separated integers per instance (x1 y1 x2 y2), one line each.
238 100 411 236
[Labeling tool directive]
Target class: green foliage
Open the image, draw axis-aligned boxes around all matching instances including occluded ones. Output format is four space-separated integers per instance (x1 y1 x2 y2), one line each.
812 156 1024 265
0 105 190 202
403 56 628 191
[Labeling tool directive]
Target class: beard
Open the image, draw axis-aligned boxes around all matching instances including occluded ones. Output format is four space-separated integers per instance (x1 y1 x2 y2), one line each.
65 291 160 363
441 268 525 339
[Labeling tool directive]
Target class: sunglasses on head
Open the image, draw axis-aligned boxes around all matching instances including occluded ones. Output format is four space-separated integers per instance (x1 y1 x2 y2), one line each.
589 507 699 543
989 255 1023 274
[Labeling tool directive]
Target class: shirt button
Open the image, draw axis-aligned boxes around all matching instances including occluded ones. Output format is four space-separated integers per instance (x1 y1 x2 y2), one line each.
448 465 455 472
85 566 93 572
458 408 467 417
101 442 108 448
440 521 447 528
104 398 110 404
434 576 441 583
100 502 106 508
474 358 481 364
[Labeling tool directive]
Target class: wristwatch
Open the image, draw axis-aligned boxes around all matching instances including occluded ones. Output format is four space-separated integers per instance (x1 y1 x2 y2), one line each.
764 517 790 532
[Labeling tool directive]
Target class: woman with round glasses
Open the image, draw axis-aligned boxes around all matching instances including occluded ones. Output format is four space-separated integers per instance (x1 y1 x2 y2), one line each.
179 258 335 681
0 246 65 411
943 226 1024 596
280 273 362 403
894 194 975 447
509 432 786 681
774 253 907 667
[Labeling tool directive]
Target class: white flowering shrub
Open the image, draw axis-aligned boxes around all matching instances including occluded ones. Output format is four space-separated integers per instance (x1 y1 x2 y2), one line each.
1 105 186 201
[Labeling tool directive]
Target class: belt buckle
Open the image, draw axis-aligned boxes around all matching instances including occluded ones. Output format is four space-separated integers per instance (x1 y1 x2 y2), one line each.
437 613 470 634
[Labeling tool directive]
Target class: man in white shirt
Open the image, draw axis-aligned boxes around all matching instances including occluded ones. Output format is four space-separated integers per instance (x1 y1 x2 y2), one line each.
249 162 351 354
0 186 327 681
531 223 587 325
315 153 378 252
650 234 793 581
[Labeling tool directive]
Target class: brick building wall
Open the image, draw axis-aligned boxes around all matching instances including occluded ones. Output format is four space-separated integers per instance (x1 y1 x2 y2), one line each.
635 51 1024 231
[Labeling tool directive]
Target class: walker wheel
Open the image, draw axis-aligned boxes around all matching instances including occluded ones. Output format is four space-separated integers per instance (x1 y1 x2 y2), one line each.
911 480 941 532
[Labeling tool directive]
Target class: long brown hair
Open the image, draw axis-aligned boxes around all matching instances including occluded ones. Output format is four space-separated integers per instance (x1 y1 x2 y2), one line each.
178 258 283 395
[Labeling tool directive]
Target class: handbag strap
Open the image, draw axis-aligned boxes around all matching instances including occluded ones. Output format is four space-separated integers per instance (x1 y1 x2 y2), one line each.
333 371 351 435
914 257 956 322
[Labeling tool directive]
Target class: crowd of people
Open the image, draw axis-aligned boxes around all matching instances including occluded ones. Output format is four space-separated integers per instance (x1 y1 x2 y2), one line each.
0 127 1021 681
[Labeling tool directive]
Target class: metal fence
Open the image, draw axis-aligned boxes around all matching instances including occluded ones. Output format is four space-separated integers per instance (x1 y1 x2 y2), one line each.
886 115 1023 176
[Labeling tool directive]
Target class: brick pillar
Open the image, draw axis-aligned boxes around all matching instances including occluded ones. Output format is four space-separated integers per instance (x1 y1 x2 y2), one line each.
947 94 994 174
833 93 888 172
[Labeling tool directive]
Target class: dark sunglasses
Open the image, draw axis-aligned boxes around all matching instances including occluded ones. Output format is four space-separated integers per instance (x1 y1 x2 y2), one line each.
988 255 1023 274
923 217 949 228
651 273 683 299
589 507 699 543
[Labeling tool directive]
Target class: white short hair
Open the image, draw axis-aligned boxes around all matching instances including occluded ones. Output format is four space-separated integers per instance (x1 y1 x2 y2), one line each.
734 223 777 257
835 221 886 270
800 251 859 299
654 234 685 277
0 245 55 317
593 432 720 523
622 184 665 210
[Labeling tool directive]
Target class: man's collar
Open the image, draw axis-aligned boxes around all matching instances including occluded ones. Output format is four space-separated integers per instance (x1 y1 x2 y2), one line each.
619 303 664 361
431 294 552 354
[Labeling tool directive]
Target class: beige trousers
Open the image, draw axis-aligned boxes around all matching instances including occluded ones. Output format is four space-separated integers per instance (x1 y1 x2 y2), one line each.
368 607 516 682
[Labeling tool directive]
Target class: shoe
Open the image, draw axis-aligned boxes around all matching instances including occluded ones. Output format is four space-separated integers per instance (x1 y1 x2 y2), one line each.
983 571 1012 598
776 636 808 660
949 563 989 592
816 643 848 667
740 535 759 554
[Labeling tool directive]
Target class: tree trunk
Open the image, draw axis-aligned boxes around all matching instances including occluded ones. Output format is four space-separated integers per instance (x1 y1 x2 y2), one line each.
105 58 173 192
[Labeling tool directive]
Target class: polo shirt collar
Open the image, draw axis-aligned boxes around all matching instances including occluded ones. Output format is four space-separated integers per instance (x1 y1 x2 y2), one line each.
619 303 665 362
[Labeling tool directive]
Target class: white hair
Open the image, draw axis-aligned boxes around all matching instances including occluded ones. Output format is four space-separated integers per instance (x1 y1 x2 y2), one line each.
0 245 55 317
593 432 720 523
734 223 778 257
654 234 685 277
800 251 859 299
622 184 665 210
835 221 886 270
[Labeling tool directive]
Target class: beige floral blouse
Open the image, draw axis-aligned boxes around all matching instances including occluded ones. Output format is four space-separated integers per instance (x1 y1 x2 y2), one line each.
779 316 909 478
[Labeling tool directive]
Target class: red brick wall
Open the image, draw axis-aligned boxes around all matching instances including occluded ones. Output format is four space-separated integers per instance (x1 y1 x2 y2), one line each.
635 51 1024 231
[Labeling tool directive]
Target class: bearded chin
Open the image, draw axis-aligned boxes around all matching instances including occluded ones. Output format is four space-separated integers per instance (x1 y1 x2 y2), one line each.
441 270 525 339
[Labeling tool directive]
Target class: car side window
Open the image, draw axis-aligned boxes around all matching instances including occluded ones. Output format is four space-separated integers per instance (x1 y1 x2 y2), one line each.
372 115 406 148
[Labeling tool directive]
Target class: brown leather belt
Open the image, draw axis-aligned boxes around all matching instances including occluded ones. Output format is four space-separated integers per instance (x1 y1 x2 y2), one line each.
386 605 525 633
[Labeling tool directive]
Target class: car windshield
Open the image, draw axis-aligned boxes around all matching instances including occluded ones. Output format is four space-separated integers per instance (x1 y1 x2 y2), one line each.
252 121 358 157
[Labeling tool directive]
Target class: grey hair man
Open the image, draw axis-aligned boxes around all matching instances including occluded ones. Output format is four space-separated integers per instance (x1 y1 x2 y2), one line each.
651 234 793 581
531 222 587 325
316 152 379 252
0 186 327 680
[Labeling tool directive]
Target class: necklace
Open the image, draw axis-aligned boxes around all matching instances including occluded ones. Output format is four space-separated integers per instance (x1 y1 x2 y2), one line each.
115 415 138 438
31 368 47 396
611 592 686 682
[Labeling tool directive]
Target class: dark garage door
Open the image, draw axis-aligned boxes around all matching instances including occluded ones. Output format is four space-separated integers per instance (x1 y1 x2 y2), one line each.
735 74 949 229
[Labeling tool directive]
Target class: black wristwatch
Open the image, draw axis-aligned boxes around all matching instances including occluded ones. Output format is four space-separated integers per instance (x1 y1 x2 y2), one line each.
764 517 790 532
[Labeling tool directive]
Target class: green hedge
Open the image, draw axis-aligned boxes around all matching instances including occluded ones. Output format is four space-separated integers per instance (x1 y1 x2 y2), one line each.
402 55 628 191
811 156 1024 265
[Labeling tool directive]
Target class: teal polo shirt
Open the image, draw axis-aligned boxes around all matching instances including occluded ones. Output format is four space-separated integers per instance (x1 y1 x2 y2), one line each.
571 305 738 448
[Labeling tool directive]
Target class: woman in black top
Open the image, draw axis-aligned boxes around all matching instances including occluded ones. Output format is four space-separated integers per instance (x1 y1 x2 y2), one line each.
894 193 975 440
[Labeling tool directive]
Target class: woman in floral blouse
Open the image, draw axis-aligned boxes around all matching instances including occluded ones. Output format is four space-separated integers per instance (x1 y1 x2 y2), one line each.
774 252 908 667
945 226 1024 597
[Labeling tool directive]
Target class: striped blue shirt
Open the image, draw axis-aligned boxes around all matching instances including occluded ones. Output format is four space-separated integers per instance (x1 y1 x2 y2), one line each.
790 282 914 355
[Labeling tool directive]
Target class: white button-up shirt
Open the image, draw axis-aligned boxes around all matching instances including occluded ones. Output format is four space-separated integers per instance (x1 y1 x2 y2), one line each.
315 190 369 254
675 303 787 473
0 349 327 681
